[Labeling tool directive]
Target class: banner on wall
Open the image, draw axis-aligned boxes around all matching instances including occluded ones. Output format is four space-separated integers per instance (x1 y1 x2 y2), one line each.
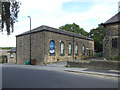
50 41 55 54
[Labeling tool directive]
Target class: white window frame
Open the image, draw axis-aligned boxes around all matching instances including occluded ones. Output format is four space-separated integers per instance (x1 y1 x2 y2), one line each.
60 42 64 55
75 44 78 55
10 52 13 58
82 45 85 55
68 43 72 55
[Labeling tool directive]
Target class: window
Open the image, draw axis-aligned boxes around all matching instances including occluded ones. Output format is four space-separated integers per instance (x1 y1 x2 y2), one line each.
112 38 117 48
89 50 91 56
87 49 89 55
68 43 72 55
50 40 55 55
75 44 78 55
92 50 93 57
60 42 64 55
10 53 13 58
82 45 85 55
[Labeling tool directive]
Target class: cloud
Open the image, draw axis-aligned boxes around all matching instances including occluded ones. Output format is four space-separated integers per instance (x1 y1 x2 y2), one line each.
16 0 118 31
1 0 119 47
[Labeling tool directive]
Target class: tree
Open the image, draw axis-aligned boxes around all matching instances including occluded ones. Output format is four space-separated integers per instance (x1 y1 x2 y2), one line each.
59 23 105 53
88 24 105 52
1 1 21 35
59 23 88 36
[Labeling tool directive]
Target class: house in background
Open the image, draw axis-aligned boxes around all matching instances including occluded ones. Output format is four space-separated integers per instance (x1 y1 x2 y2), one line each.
0 48 8 63
102 11 120 60
7 48 16 64
16 25 94 65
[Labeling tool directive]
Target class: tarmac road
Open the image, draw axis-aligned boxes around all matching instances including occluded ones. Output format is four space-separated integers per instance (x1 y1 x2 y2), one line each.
2 67 118 88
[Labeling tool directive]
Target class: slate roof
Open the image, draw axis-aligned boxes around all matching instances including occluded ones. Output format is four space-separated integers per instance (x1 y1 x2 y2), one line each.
8 48 16 53
103 12 120 25
16 25 93 41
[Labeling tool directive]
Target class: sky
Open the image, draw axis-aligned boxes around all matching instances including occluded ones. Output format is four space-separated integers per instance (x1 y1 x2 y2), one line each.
0 0 119 47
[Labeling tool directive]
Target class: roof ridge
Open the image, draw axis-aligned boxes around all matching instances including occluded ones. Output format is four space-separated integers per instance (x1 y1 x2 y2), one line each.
16 25 93 41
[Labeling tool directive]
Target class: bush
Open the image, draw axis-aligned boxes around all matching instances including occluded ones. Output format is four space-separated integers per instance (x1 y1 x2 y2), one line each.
110 56 120 61
0 60 2 64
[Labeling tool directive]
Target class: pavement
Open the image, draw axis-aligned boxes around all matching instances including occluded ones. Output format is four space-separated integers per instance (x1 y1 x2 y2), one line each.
1 61 120 77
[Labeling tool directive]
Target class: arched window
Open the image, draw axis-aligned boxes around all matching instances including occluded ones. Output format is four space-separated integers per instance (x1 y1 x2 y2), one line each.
89 50 91 56
82 45 85 55
10 52 13 58
75 44 78 55
112 38 117 48
92 50 93 57
87 49 89 55
50 40 55 55
60 42 64 55
68 43 72 55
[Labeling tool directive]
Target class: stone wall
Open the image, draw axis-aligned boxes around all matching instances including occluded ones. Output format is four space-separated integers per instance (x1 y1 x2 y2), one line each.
44 31 94 64
16 31 94 65
16 31 45 65
67 60 119 70
103 23 120 59
7 52 16 64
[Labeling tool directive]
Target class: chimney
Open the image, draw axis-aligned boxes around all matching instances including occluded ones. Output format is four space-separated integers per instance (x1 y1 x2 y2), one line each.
118 1 120 12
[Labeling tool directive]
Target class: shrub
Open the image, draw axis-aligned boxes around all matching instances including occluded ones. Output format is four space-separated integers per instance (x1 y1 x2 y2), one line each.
110 56 120 61
0 60 2 64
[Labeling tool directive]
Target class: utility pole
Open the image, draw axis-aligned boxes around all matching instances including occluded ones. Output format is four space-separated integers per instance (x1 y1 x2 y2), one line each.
73 37 74 60
28 16 31 65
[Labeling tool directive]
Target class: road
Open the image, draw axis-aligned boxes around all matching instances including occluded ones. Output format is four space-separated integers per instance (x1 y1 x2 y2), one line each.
2 67 118 88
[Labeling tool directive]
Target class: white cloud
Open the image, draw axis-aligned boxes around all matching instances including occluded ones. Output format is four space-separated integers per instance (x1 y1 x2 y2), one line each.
0 0 119 47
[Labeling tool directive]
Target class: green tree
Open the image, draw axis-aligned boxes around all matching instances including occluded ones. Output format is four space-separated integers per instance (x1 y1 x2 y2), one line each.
88 24 105 52
1 1 21 35
59 23 105 53
59 23 88 36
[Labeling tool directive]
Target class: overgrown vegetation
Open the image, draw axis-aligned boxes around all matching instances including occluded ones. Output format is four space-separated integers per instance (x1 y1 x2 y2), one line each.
110 56 120 61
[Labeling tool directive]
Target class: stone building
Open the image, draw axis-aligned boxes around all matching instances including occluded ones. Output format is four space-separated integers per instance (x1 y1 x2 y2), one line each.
0 1 2 30
16 25 94 65
102 12 120 60
7 48 16 64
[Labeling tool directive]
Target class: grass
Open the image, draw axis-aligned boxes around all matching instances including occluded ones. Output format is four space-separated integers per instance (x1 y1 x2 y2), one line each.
0 47 13 50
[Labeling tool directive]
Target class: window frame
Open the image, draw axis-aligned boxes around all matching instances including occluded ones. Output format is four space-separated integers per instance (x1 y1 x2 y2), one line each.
89 50 91 57
60 42 65 56
87 49 89 55
112 38 117 48
68 43 72 55
10 52 13 58
75 44 78 55
82 45 85 55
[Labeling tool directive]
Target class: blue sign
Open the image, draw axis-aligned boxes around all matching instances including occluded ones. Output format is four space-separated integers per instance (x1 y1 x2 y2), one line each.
50 41 55 54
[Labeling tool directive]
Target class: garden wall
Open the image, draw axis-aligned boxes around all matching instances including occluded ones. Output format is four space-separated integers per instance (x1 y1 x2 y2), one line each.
67 60 120 70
